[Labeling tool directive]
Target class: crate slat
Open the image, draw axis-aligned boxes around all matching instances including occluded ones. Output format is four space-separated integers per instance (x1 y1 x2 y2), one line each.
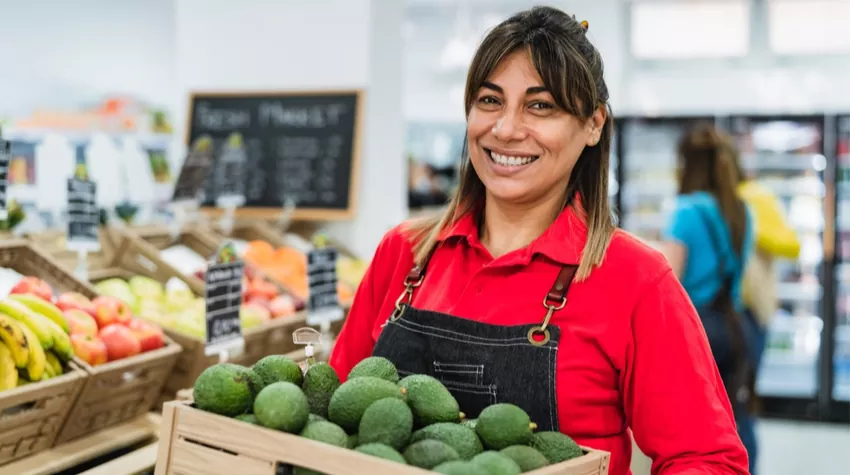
155 402 610 475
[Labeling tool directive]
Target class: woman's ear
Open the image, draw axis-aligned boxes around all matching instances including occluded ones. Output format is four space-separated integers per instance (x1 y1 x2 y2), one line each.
586 105 607 147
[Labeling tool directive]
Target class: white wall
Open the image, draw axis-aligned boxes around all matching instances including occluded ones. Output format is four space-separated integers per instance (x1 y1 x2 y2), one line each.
0 0 175 118
403 0 850 120
174 0 407 259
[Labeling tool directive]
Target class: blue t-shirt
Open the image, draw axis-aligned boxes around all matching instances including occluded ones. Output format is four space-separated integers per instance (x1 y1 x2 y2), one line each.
663 192 753 311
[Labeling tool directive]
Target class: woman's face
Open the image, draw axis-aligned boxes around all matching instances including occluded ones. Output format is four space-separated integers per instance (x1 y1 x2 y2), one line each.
467 50 604 205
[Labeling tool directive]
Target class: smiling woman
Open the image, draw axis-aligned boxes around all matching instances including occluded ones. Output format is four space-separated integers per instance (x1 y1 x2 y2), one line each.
330 7 749 475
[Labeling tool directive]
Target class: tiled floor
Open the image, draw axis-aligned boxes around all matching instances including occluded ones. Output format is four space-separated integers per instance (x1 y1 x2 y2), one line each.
757 419 849 475
630 419 850 475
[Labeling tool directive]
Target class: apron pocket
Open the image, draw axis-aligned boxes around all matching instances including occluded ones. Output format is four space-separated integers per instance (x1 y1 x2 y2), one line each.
432 361 485 386
439 379 498 418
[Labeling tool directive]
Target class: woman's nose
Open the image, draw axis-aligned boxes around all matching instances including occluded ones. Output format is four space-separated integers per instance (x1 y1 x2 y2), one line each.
491 112 526 141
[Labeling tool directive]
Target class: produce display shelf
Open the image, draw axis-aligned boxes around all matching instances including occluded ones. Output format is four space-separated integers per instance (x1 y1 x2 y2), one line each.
0 413 160 475
95 226 342 406
0 240 179 454
155 402 610 475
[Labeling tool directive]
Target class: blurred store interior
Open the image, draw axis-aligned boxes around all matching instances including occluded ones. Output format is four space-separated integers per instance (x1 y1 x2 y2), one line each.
0 0 849 474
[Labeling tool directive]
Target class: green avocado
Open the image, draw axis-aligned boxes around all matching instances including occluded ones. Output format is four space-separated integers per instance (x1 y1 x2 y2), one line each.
397 374 461 426
193 363 255 417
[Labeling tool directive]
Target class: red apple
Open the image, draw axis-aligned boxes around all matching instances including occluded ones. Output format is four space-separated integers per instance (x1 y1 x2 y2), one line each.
10 277 53 302
65 309 98 337
92 296 132 328
269 295 296 318
99 324 141 361
56 292 96 318
71 334 108 366
128 319 165 352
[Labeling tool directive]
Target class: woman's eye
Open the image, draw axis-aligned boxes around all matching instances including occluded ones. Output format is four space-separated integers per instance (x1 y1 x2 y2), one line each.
478 96 501 106
529 102 555 110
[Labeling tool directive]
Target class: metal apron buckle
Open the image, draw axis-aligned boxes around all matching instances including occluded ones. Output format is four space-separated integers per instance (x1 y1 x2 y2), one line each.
527 294 566 346
383 274 424 327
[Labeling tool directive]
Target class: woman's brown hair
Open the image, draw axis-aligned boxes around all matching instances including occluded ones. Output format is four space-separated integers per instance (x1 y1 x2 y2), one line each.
677 124 747 256
407 6 614 280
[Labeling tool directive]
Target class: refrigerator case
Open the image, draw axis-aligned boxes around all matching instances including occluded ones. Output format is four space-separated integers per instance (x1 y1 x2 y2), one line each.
618 117 716 244
834 116 850 404
730 116 828 404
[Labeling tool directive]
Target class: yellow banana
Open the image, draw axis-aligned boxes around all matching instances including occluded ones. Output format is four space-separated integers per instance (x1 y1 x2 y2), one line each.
0 314 29 368
18 324 45 381
45 351 63 376
0 299 53 349
0 344 18 390
43 362 55 379
45 320 73 362
8 294 70 334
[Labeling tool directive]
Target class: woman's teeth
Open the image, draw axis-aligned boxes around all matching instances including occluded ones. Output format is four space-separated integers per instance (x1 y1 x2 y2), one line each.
488 151 539 167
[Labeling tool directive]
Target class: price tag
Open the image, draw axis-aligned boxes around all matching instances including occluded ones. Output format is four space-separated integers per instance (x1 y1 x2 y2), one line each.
204 242 245 357
306 246 344 326
66 177 101 252
0 140 10 221
172 136 214 205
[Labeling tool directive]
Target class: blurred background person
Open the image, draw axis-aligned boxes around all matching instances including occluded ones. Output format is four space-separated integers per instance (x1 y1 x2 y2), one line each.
661 124 758 473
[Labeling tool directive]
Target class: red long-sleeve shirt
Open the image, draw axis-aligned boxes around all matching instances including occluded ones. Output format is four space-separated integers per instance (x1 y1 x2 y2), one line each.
330 207 749 475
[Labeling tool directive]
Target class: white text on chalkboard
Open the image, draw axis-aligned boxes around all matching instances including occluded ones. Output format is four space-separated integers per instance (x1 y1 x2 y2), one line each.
196 102 251 131
259 103 347 128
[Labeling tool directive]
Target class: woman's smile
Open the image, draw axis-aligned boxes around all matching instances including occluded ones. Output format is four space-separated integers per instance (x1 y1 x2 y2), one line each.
483 147 541 176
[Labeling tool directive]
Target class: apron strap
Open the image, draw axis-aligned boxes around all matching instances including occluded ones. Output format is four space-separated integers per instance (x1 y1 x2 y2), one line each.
404 244 439 285
528 264 579 346
546 265 578 307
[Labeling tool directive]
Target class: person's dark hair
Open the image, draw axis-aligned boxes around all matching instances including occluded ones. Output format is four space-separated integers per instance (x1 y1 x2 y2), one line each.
408 6 613 280
677 124 747 256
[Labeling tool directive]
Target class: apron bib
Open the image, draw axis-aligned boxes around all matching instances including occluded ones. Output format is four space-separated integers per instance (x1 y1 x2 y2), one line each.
372 255 577 432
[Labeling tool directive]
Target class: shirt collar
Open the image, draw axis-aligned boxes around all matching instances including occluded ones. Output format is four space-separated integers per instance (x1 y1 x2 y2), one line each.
436 202 587 266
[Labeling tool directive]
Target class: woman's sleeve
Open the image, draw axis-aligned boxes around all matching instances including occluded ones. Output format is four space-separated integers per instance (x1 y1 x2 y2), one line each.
623 269 749 475
329 230 399 381
662 198 698 247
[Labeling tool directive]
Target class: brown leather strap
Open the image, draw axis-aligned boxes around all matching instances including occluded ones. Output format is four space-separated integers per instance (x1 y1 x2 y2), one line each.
405 245 439 284
546 265 578 305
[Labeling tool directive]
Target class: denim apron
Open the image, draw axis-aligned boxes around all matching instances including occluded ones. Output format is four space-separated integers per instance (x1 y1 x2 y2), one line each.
372 253 578 432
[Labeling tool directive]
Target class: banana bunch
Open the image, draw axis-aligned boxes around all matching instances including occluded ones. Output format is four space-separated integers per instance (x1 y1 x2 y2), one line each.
0 295 72 391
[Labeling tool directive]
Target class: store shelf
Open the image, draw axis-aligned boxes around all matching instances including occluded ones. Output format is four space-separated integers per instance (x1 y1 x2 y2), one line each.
740 152 827 172
777 282 823 301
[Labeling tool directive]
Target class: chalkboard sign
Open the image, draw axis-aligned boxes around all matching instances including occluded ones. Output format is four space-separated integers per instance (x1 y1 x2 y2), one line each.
66 178 100 252
204 242 245 356
306 247 344 326
172 135 215 204
186 90 363 220
0 140 9 220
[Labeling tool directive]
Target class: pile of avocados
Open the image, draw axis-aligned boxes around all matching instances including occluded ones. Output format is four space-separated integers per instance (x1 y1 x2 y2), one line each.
193 356 585 474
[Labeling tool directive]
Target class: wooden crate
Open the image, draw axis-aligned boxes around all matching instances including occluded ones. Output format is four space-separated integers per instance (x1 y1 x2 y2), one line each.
155 401 610 475
55 339 180 444
0 239 182 444
0 414 160 475
93 228 334 406
24 229 118 273
0 363 87 466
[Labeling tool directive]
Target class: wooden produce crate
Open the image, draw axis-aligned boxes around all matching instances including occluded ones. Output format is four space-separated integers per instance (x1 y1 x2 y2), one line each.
99 227 328 406
156 401 610 475
24 229 118 273
209 221 359 304
0 363 87 466
0 240 179 448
